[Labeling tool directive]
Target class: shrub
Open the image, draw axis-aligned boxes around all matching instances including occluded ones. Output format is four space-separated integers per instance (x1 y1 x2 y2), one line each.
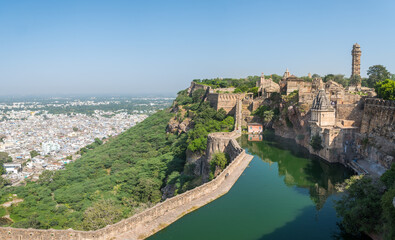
310 133 323 151
374 79 395 100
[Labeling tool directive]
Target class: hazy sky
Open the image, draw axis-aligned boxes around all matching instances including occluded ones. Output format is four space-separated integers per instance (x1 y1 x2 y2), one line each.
1 0 394 96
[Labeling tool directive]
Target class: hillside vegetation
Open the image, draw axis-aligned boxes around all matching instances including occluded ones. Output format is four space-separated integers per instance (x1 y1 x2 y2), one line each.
0 110 188 230
335 165 395 240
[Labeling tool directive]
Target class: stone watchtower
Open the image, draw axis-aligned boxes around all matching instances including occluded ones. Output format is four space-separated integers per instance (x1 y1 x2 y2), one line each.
351 43 361 77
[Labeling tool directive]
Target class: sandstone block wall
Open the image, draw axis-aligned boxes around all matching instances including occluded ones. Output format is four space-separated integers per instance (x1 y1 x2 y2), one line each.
360 98 395 134
206 93 245 115
336 103 363 127
187 82 210 96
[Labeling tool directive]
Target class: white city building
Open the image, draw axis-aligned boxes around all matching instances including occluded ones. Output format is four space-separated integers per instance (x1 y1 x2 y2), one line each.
3 163 22 174
42 141 61 155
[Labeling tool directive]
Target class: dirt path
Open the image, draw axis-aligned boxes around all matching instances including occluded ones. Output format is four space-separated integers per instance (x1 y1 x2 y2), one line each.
116 153 254 240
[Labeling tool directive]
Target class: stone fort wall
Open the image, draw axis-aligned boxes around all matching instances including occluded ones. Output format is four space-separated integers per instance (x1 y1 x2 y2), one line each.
360 98 395 134
206 93 245 115
336 103 364 127
187 81 210 95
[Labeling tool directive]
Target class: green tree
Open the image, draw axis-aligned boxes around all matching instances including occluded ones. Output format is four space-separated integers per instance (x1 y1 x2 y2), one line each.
94 138 103 145
367 65 391 87
210 152 228 170
30 150 39 158
82 199 123 230
192 89 206 103
0 177 10 188
349 75 362 86
263 110 274 123
323 74 335 82
335 176 384 235
0 152 12 163
312 73 321 78
310 134 323 151
381 188 395 239
374 79 395 100
248 87 259 97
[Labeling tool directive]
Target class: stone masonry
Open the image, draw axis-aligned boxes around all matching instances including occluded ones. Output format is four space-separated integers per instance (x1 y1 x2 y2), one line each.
351 43 361 77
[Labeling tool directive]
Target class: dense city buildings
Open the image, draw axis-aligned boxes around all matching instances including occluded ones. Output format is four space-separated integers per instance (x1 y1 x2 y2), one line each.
0 97 172 185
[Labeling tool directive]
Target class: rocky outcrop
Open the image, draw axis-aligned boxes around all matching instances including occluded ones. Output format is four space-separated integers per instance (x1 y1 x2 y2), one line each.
185 149 206 176
205 132 242 161
272 104 311 147
167 117 191 134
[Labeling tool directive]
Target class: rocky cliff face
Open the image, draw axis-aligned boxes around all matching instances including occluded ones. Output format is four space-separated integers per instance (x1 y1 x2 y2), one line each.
356 123 395 169
272 103 311 148
357 99 395 169
166 104 192 134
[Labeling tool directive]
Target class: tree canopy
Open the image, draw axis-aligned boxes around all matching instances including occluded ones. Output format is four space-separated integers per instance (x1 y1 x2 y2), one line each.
374 79 395 100
367 65 391 88
335 164 395 239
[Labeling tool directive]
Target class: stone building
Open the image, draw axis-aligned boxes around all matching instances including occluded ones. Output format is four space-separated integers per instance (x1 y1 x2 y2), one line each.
256 73 280 98
310 90 336 127
309 89 359 163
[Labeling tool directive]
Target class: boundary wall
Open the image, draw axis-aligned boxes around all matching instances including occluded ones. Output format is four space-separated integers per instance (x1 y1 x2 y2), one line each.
360 98 395 134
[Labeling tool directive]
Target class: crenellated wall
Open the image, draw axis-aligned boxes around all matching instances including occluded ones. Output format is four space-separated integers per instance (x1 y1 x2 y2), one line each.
206 93 245 114
187 82 211 96
336 103 363 127
360 98 395 134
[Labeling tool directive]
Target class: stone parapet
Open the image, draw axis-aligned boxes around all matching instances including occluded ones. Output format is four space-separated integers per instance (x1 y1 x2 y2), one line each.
361 98 395 134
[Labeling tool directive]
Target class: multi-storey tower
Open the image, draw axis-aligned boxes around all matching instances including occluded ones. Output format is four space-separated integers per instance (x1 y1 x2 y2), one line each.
351 43 361 77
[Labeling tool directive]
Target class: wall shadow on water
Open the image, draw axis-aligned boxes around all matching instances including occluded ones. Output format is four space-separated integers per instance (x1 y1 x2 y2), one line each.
258 204 371 240
239 132 354 210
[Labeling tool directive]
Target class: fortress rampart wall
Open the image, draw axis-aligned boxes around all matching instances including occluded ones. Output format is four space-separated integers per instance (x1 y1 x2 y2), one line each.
360 98 395 134
206 93 245 114
187 82 210 96
336 102 363 127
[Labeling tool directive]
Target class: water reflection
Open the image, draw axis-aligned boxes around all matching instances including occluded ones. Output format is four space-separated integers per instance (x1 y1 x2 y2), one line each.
248 134 263 142
240 133 352 210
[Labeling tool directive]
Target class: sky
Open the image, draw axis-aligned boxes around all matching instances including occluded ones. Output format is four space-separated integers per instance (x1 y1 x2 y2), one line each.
1 0 394 96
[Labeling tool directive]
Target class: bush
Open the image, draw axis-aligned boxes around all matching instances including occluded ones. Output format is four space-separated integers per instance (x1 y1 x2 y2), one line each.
82 199 123 230
374 79 395 100
335 176 383 234
210 152 229 171
209 152 230 179
310 133 323 151
335 165 395 239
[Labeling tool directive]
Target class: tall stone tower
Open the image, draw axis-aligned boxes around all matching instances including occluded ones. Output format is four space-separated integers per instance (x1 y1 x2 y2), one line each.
351 43 361 77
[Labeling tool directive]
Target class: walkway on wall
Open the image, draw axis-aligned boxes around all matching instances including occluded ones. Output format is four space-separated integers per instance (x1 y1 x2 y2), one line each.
235 99 242 134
